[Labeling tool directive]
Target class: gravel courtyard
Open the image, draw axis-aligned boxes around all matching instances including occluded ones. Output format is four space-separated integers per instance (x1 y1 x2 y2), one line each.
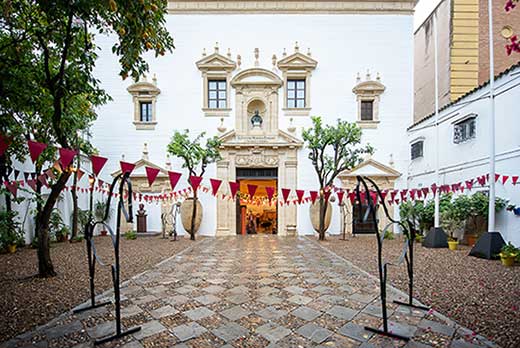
1 235 499 348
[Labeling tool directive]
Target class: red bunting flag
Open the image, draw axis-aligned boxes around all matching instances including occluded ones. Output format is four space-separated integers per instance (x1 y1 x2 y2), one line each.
495 174 500 182
417 190 423 199
145 166 160 186
168 171 182 191
59 148 77 169
309 191 318 204
409 189 416 200
210 178 222 195
348 192 356 205
465 180 474 190
28 140 47 163
189 175 203 191
5 181 17 197
0 134 11 156
502 175 509 185
229 181 240 198
421 187 429 197
431 183 438 193
90 155 108 176
247 184 258 198
266 186 275 202
281 188 291 203
45 168 56 180
381 190 388 201
38 174 49 188
27 179 37 191
477 176 486 186
296 189 305 204
512 176 519 185
120 161 136 175
324 190 331 202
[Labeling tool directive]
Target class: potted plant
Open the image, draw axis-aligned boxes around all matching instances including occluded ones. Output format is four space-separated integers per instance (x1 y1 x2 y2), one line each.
94 200 111 236
56 226 70 243
464 193 508 245
0 210 23 253
441 209 464 251
499 243 518 267
49 209 66 242
167 130 221 241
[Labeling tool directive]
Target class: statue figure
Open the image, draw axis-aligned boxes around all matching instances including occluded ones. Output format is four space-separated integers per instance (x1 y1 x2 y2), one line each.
251 110 263 128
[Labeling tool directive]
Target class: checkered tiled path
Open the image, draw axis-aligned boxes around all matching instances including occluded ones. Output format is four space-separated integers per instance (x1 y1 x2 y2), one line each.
2 236 497 348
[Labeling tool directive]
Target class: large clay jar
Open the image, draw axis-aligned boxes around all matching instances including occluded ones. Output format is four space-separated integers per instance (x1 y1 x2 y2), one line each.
309 200 332 233
180 198 203 234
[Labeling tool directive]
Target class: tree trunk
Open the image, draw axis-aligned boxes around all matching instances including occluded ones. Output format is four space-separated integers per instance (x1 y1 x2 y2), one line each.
0 155 12 212
318 193 327 241
70 160 79 239
189 190 197 241
36 171 71 277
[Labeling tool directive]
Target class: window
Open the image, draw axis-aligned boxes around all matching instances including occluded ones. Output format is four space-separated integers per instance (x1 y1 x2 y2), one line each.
411 141 423 160
453 117 476 144
208 80 227 109
140 102 152 122
287 79 306 108
360 100 374 121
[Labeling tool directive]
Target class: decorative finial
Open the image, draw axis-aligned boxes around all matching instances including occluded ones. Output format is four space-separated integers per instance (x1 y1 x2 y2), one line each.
142 143 149 160
366 69 371 80
288 117 296 133
237 54 242 69
121 153 125 161
227 48 231 58
142 74 147 82
389 154 394 167
152 74 157 85
376 72 381 81
294 41 299 52
202 48 206 57
272 54 277 70
165 154 171 170
217 117 227 133
254 48 259 67
283 48 287 57
214 42 219 53
307 47 312 56
356 72 361 83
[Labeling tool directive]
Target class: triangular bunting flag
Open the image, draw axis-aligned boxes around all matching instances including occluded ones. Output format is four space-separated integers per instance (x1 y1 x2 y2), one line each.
247 184 257 198
281 188 291 203
210 178 222 195
59 148 77 169
27 179 37 191
168 171 182 191
324 190 331 202
421 187 429 197
502 175 509 185
38 174 49 188
24 172 30 181
76 169 85 183
91 155 108 176
266 186 275 202
512 176 519 185
120 161 136 175
348 192 356 205
189 175 203 191
229 181 240 198
5 181 18 197
145 166 160 186
296 190 305 205
13 169 19 180
336 190 344 205
45 168 56 180
431 183 438 193
28 140 47 163
309 191 318 204
465 180 474 190
0 134 11 156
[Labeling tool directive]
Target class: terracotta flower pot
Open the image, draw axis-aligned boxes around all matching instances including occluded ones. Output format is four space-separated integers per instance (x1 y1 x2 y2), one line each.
309 201 332 233
7 244 16 254
180 198 203 234
466 234 478 247
100 230 108 236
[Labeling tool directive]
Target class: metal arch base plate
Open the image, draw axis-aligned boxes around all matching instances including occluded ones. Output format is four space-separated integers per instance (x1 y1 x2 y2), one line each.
392 300 430 311
364 326 410 341
94 326 141 346
73 300 111 314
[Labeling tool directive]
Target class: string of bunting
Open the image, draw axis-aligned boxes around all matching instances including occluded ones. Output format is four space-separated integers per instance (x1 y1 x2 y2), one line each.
0 137 518 206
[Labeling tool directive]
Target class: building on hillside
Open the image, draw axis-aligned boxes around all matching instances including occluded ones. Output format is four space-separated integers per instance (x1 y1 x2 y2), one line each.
413 0 520 122
407 62 520 246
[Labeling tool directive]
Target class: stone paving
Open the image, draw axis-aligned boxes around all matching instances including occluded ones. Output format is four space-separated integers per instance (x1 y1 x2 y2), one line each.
1 236 498 348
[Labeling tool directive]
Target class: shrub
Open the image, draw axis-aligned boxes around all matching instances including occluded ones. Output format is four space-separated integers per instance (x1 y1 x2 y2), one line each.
383 230 395 240
0 210 24 250
124 230 137 240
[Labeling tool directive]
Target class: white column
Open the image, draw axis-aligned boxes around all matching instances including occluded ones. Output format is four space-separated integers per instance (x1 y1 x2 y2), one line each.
487 0 496 231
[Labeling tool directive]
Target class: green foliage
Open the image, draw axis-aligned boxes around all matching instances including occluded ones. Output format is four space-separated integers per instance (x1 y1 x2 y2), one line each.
400 194 453 232
0 210 24 249
71 235 84 242
302 117 373 188
500 243 519 258
49 209 65 240
383 230 394 240
167 130 222 177
73 209 90 229
124 230 137 240
94 200 111 220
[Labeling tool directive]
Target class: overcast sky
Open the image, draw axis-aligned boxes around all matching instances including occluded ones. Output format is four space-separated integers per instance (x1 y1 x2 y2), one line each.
414 0 443 31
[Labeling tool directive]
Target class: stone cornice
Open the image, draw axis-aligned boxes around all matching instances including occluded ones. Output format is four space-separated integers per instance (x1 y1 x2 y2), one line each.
167 1 416 15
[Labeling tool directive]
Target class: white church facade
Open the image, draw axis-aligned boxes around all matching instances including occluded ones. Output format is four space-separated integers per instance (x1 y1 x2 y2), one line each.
86 0 415 237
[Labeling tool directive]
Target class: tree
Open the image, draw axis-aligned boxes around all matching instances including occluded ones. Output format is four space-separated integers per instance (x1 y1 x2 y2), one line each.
167 130 221 240
302 116 373 241
0 0 174 277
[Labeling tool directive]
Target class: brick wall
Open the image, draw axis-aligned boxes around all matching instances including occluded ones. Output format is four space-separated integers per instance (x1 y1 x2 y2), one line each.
478 0 520 84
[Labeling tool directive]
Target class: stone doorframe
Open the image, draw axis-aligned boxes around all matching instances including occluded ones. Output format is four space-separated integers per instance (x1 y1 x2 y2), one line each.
215 67 303 236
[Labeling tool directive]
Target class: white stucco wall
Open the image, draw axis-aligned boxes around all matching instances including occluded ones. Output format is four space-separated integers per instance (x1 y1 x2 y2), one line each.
87 13 414 236
407 65 520 246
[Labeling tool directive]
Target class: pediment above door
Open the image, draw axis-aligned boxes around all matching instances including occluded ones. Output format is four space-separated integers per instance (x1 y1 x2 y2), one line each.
219 129 303 148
